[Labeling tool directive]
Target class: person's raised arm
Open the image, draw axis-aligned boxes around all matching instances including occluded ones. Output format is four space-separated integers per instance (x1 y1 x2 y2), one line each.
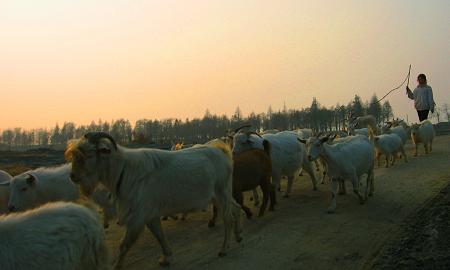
406 86 414 100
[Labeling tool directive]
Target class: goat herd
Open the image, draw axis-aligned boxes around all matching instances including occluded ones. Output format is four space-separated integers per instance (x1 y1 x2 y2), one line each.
0 115 436 270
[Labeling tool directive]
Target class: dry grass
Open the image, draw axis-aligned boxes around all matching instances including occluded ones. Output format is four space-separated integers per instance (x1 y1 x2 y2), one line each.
0 164 32 176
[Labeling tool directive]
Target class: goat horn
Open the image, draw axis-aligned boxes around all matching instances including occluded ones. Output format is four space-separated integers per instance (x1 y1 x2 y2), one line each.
247 131 262 138
84 132 118 150
234 124 252 134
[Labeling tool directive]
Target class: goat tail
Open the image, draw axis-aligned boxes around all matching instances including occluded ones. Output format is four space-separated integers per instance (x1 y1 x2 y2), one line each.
368 126 375 144
206 139 232 160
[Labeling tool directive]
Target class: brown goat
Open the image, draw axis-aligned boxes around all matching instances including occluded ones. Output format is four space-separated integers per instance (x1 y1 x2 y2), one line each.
209 140 274 227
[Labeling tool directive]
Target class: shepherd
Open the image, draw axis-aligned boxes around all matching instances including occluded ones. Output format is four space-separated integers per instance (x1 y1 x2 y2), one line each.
406 73 436 121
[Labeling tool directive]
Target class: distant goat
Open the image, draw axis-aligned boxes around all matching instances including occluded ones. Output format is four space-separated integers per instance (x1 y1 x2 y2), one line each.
374 134 408 167
348 112 378 135
410 120 435 156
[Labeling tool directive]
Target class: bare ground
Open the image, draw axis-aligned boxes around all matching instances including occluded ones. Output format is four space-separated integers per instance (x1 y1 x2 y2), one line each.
99 135 450 270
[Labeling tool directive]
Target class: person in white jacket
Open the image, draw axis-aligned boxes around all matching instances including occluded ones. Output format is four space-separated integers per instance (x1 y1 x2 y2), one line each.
406 73 436 121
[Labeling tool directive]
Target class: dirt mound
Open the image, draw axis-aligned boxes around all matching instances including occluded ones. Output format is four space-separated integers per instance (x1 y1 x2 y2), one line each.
371 184 450 270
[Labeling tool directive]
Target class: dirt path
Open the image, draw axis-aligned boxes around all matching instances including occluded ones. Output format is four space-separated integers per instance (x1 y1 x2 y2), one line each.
104 136 450 270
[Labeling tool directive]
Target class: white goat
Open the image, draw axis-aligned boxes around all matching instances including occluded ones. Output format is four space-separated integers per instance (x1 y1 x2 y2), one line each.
233 130 317 198
65 132 242 268
410 120 435 156
381 124 408 145
348 113 378 135
294 128 317 172
0 201 110 270
295 128 314 139
374 134 408 167
307 132 375 213
0 170 12 214
302 135 359 188
7 164 115 228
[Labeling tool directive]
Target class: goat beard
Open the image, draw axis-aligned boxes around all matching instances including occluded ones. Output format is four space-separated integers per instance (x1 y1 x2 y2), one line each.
79 181 97 197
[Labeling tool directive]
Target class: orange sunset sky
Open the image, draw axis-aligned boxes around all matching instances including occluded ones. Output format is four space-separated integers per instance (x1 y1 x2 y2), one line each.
1 0 449 130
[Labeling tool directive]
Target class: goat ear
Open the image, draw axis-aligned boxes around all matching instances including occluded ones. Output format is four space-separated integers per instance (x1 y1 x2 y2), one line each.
297 138 307 144
26 174 36 185
97 140 112 155
328 134 337 142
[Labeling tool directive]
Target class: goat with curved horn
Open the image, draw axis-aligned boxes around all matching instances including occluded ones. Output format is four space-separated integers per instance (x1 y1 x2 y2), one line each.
84 132 118 150
234 124 252 134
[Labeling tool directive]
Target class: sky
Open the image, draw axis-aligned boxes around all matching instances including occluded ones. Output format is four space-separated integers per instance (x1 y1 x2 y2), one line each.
1 0 449 130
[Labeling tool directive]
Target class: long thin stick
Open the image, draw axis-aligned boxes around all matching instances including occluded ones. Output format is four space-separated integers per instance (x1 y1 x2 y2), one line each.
406 64 411 88
372 65 411 105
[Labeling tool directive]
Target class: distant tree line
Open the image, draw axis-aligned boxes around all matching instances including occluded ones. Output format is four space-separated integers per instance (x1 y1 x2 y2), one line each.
1 96 447 149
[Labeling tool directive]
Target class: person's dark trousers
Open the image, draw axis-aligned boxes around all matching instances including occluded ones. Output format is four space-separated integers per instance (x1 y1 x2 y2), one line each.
417 110 429 121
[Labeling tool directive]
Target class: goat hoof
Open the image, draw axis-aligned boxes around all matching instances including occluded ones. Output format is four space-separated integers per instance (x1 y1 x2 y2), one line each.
327 208 336 214
113 259 124 270
236 236 243 243
158 256 171 267
283 194 289 198
218 251 227 257
208 221 215 228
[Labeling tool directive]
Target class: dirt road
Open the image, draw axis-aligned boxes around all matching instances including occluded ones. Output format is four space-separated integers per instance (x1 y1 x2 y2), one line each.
103 136 450 269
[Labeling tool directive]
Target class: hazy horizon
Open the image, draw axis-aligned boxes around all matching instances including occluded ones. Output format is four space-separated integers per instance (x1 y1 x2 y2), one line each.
1 0 449 130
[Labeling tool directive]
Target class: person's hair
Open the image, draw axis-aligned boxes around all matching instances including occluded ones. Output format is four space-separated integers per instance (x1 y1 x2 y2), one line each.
417 74 427 81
